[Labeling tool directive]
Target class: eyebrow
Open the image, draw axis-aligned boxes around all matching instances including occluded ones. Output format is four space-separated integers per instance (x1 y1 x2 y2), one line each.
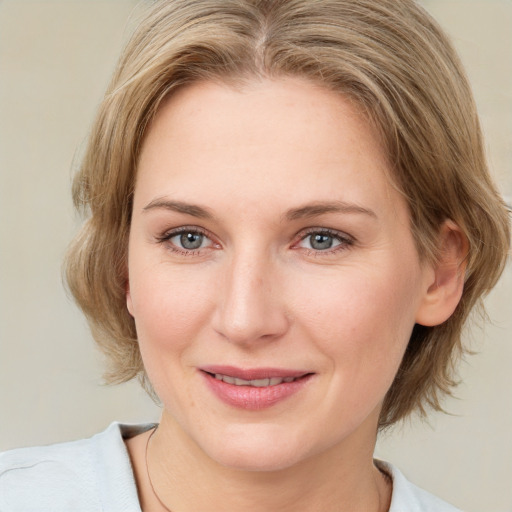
142 198 377 222
285 201 377 221
142 198 213 219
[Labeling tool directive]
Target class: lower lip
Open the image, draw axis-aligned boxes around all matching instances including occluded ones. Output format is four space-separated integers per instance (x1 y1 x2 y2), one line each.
201 372 312 410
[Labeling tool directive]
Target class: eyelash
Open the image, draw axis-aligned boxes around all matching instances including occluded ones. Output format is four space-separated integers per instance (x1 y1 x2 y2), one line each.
292 228 354 256
155 226 354 256
155 226 217 255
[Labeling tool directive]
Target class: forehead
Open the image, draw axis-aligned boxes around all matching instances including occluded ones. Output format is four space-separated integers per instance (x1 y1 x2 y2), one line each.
136 77 402 221
143 77 385 162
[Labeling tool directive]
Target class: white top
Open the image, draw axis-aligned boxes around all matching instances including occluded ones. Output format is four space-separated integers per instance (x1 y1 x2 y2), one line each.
0 422 462 511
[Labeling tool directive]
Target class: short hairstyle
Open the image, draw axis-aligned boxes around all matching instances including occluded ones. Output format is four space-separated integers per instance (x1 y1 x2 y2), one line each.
65 0 510 428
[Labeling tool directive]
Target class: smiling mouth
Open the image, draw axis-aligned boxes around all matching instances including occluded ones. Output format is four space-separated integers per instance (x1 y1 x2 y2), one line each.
200 368 313 410
208 373 302 387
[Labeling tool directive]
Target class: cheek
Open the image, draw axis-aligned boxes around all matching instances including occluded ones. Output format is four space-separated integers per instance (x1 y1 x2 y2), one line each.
295 266 421 431
128 265 220 414
128 262 215 364
292 260 421 374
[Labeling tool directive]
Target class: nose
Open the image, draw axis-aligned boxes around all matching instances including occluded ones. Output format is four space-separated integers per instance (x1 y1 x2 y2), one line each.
212 252 289 346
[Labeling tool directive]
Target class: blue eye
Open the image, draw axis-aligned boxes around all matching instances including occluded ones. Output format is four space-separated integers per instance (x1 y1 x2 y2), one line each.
164 229 213 251
176 232 205 250
308 233 338 250
297 230 351 252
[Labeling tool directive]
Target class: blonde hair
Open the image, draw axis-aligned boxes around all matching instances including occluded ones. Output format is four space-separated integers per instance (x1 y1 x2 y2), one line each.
65 0 510 427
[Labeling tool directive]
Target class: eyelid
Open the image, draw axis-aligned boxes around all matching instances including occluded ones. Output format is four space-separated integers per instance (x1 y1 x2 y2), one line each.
154 225 353 255
156 225 220 253
292 227 355 252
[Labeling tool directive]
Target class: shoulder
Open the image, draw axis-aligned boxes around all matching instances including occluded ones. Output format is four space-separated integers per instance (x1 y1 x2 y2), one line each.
0 430 103 511
377 460 463 512
0 422 153 512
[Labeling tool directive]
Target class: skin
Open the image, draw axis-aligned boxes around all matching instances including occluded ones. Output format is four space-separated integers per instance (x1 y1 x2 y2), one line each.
125 77 466 512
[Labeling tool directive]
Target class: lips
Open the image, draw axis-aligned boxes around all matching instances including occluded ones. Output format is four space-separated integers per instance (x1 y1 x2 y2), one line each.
212 374 298 387
201 365 309 380
200 365 313 410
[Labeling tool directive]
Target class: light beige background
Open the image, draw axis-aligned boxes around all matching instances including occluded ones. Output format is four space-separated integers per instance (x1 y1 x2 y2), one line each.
0 1 510 511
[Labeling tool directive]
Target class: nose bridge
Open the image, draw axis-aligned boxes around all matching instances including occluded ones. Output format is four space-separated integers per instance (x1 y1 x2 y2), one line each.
213 245 288 345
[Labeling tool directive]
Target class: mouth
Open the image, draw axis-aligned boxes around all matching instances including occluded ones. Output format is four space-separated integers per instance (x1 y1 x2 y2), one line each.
209 373 301 387
199 366 314 410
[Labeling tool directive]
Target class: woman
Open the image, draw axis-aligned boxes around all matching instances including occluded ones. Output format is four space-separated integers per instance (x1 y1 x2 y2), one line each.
1 0 510 510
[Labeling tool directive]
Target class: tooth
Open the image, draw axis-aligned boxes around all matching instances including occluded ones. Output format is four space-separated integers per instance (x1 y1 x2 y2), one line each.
251 378 270 387
214 374 298 387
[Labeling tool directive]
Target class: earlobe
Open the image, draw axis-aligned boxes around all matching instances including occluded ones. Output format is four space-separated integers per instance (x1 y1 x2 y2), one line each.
415 220 469 327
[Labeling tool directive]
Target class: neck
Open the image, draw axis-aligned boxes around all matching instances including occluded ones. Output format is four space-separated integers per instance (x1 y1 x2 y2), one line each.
140 411 391 512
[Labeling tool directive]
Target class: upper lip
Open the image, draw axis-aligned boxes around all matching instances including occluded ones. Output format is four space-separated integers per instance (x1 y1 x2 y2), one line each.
200 365 311 380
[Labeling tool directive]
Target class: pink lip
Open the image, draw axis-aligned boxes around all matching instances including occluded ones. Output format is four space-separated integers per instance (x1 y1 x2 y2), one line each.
200 365 309 380
199 366 313 411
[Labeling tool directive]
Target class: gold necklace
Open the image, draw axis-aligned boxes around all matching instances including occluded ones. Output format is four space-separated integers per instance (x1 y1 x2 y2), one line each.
145 426 174 512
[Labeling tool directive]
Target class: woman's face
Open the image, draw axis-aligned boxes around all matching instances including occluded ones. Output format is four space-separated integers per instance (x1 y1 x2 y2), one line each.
127 77 434 471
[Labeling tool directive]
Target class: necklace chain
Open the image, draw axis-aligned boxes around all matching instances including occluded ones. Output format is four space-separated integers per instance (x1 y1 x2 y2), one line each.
145 425 391 512
145 426 174 512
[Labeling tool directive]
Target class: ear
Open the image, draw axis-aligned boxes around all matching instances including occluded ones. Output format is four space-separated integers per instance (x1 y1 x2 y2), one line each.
415 220 469 327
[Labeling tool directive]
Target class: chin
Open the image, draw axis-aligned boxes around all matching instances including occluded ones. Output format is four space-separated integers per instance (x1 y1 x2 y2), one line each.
198 424 316 473
210 446 304 473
